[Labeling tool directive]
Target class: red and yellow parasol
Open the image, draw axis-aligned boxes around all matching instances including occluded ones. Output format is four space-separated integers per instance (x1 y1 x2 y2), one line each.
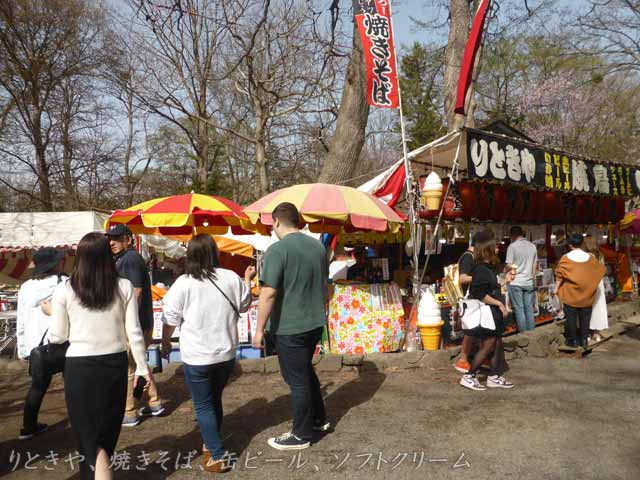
243 183 405 234
106 193 251 236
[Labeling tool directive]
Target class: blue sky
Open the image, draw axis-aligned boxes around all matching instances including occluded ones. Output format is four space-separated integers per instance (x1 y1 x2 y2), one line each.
392 1 443 49
390 0 583 53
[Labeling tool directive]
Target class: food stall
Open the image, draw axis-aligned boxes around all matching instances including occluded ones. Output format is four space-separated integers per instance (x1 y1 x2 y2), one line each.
244 183 409 354
360 122 634 345
325 230 411 354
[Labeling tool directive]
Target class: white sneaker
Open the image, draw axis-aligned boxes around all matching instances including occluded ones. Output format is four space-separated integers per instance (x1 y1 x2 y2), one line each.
487 375 515 389
459 374 486 391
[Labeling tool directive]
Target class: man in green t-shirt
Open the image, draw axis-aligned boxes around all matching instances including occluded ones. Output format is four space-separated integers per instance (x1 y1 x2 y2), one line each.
253 202 329 451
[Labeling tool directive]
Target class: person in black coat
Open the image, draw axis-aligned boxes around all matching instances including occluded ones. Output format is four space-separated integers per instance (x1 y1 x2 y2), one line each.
459 231 515 391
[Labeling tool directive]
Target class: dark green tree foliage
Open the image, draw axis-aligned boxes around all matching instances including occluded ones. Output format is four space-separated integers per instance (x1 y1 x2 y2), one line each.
398 43 445 150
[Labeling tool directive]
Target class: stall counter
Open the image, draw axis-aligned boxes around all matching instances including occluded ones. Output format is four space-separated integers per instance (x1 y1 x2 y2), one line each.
328 282 405 354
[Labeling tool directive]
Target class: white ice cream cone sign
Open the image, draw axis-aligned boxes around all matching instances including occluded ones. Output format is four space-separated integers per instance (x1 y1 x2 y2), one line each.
422 171 443 211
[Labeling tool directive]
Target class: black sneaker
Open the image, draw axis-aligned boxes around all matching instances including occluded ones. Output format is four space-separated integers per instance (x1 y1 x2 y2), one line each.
19 423 48 440
267 432 311 451
139 405 166 417
313 421 331 432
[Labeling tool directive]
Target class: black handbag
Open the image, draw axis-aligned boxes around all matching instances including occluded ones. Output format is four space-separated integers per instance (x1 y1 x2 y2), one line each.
29 329 69 377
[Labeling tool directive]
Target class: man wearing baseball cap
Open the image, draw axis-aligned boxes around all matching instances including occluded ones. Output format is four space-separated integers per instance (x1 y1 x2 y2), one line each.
105 224 163 426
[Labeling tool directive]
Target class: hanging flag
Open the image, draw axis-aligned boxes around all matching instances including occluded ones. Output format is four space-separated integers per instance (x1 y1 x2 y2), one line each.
353 0 400 109
454 0 492 115
358 158 406 207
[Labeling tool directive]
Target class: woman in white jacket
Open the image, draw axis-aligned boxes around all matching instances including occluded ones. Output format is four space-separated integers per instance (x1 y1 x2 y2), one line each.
16 247 66 440
48 233 153 480
162 234 255 473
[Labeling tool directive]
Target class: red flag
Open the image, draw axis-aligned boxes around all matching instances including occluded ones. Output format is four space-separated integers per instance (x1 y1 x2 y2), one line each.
353 0 400 109
373 163 406 207
359 159 406 207
454 0 491 115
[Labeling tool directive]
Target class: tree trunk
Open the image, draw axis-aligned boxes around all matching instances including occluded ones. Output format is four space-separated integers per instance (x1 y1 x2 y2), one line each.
61 84 79 209
33 115 53 211
255 109 269 196
444 0 472 131
124 89 135 205
318 22 370 185
61 118 78 209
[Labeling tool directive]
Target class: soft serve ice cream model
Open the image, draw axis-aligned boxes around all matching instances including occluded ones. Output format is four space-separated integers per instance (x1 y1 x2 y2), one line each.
416 288 444 350
417 288 442 327
422 171 443 211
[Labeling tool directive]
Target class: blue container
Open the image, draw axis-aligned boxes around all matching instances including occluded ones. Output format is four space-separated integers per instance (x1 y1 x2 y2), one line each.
236 345 262 360
147 344 182 372
148 344 261 371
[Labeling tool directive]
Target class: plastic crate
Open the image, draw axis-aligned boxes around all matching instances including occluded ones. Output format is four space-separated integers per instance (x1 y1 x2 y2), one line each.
236 345 262 360
147 344 181 372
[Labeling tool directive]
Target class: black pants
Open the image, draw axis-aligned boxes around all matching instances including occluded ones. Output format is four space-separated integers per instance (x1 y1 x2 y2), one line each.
275 327 326 440
23 369 52 430
564 305 592 344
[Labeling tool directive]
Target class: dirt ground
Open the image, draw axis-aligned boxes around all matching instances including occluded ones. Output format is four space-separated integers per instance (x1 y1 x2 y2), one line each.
1 327 640 480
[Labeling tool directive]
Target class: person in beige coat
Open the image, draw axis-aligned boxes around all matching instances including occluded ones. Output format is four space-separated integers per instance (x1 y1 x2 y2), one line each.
555 234 605 348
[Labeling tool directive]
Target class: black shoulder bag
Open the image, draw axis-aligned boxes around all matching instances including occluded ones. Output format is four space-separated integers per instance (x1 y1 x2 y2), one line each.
29 275 69 376
29 329 69 377
207 275 240 317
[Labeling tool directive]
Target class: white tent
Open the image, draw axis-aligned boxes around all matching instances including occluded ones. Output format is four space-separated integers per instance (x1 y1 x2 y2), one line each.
0 211 108 284
0 211 108 248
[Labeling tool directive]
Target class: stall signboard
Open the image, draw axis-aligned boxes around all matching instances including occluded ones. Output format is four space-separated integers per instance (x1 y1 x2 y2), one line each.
466 129 639 197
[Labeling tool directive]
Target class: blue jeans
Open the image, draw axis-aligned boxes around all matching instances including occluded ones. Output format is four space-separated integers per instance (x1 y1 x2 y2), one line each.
508 284 536 332
275 327 326 440
182 358 235 460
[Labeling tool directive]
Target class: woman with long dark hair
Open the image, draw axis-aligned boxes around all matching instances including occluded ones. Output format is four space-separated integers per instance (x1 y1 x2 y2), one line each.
48 232 153 479
460 231 515 391
162 234 255 473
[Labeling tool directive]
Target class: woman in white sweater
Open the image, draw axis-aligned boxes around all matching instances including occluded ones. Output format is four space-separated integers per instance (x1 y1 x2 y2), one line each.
162 234 254 473
48 232 153 480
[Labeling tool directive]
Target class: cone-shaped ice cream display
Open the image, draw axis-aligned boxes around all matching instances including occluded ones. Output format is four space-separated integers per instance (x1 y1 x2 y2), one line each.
422 171 443 211
417 289 444 350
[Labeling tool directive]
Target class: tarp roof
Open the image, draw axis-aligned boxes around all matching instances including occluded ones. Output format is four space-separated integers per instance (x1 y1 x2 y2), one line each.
0 211 109 250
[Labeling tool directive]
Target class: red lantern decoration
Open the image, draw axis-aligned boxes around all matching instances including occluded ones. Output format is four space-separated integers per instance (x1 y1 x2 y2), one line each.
560 195 576 225
520 190 533 223
459 182 477 219
543 191 561 224
476 183 490 221
512 188 527 222
615 198 625 222
588 196 599 224
574 196 585 224
598 197 610 224
492 186 508 222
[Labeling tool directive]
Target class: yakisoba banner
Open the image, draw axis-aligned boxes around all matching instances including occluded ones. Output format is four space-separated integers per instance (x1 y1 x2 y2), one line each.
466 129 639 197
353 0 399 109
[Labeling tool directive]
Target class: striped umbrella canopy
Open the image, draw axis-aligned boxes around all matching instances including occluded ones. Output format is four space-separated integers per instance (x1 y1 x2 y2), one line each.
620 209 640 235
244 183 405 234
107 193 252 236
